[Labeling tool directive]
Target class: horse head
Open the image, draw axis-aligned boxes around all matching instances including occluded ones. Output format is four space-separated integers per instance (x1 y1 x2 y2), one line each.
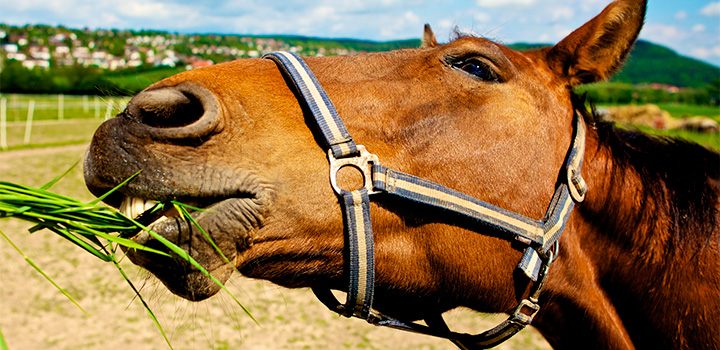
84 1 720 348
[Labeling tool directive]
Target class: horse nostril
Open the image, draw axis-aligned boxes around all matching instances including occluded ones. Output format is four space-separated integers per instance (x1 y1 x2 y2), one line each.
125 83 221 140
128 88 204 128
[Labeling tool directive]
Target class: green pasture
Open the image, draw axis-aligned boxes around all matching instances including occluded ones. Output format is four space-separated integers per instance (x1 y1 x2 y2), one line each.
597 103 720 120
0 94 129 150
635 126 720 150
106 67 185 95
1 120 104 151
595 103 720 150
655 103 720 121
0 94 130 122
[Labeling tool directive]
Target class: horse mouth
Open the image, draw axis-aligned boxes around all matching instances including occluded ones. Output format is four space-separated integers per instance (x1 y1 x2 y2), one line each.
112 190 269 301
118 195 253 246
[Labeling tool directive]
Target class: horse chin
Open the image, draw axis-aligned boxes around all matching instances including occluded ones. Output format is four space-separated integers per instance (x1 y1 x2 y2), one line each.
128 252 234 301
121 196 267 301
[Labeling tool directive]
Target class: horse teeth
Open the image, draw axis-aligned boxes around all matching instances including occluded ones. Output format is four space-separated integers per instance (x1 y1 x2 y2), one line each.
120 196 158 219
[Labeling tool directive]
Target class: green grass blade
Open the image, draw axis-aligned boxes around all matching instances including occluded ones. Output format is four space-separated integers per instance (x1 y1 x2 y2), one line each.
172 202 231 265
127 217 257 324
48 218 169 257
0 174 258 344
170 201 205 213
88 170 141 205
41 226 112 262
107 248 174 350
40 161 79 190
0 229 88 315
0 324 8 350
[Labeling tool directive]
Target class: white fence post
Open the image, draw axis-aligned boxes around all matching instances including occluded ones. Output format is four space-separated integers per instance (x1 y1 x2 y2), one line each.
94 96 100 118
24 100 35 145
0 98 7 150
104 101 113 120
58 94 64 120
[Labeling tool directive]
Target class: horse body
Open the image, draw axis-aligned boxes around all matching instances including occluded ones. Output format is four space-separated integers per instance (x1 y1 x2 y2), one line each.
83 0 720 348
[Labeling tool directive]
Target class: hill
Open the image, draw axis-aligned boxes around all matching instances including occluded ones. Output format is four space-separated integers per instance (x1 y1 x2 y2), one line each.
612 40 719 88
510 40 719 88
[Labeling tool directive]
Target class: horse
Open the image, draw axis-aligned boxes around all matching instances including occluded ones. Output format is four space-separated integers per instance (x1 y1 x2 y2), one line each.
83 0 720 348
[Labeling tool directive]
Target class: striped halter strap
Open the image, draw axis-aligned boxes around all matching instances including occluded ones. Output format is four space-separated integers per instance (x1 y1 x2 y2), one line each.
264 51 588 349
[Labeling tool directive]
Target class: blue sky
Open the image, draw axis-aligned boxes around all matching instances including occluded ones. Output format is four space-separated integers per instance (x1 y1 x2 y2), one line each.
2 0 719 66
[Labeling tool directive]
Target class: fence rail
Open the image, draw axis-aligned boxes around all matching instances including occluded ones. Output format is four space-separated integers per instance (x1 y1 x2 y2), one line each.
0 94 129 150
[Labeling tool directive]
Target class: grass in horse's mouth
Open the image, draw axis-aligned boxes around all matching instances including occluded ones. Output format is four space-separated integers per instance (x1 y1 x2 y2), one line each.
118 192 254 237
119 196 188 237
0 171 255 349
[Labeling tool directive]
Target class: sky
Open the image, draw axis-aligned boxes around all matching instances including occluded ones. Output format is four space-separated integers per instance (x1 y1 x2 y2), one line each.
1 0 719 66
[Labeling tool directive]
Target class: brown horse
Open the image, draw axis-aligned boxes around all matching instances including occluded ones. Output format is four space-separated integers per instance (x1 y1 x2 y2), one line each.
84 0 720 348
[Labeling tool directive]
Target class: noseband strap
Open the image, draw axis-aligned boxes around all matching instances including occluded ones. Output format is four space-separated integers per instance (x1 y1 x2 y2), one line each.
264 51 587 349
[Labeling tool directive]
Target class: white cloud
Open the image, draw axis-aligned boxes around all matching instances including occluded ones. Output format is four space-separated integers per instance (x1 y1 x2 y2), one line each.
437 19 453 30
701 2 720 16
553 26 574 40
691 46 720 58
474 12 491 23
379 10 420 38
403 11 420 23
642 23 687 42
118 2 168 18
476 0 536 8
551 6 574 21
311 6 336 18
674 11 687 20
692 24 706 32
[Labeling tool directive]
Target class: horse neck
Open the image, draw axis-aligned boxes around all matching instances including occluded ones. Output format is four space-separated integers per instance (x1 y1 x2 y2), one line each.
554 121 720 348
581 121 719 267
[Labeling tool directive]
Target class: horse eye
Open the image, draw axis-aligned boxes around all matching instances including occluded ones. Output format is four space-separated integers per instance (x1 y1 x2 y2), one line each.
455 59 499 82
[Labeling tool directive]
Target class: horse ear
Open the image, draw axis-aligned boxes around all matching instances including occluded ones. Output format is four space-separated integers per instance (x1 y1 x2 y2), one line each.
546 0 647 86
422 24 438 48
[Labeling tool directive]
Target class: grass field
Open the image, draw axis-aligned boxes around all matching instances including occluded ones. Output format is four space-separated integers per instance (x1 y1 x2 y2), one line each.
655 103 720 121
0 94 128 150
106 67 185 94
1 119 104 151
0 94 130 122
637 126 720 150
596 103 720 150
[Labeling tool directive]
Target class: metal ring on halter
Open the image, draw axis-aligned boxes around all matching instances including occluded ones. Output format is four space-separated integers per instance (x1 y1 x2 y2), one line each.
328 145 380 195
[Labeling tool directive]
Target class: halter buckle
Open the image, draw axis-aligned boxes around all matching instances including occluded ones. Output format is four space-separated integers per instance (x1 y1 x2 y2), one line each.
328 145 380 195
567 166 587 203
510 298 541 326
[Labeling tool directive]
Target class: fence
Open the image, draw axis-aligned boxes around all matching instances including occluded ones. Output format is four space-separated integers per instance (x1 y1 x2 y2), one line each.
0 94 130 150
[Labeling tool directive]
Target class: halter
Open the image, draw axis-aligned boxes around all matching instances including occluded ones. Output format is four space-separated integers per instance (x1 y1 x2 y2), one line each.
264 51 587 349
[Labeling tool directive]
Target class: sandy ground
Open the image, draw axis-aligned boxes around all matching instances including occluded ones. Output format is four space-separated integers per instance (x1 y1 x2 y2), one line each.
0 145 551 350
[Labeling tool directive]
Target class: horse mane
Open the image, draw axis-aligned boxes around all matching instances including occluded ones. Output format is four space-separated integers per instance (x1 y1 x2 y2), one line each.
572 93 719 254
